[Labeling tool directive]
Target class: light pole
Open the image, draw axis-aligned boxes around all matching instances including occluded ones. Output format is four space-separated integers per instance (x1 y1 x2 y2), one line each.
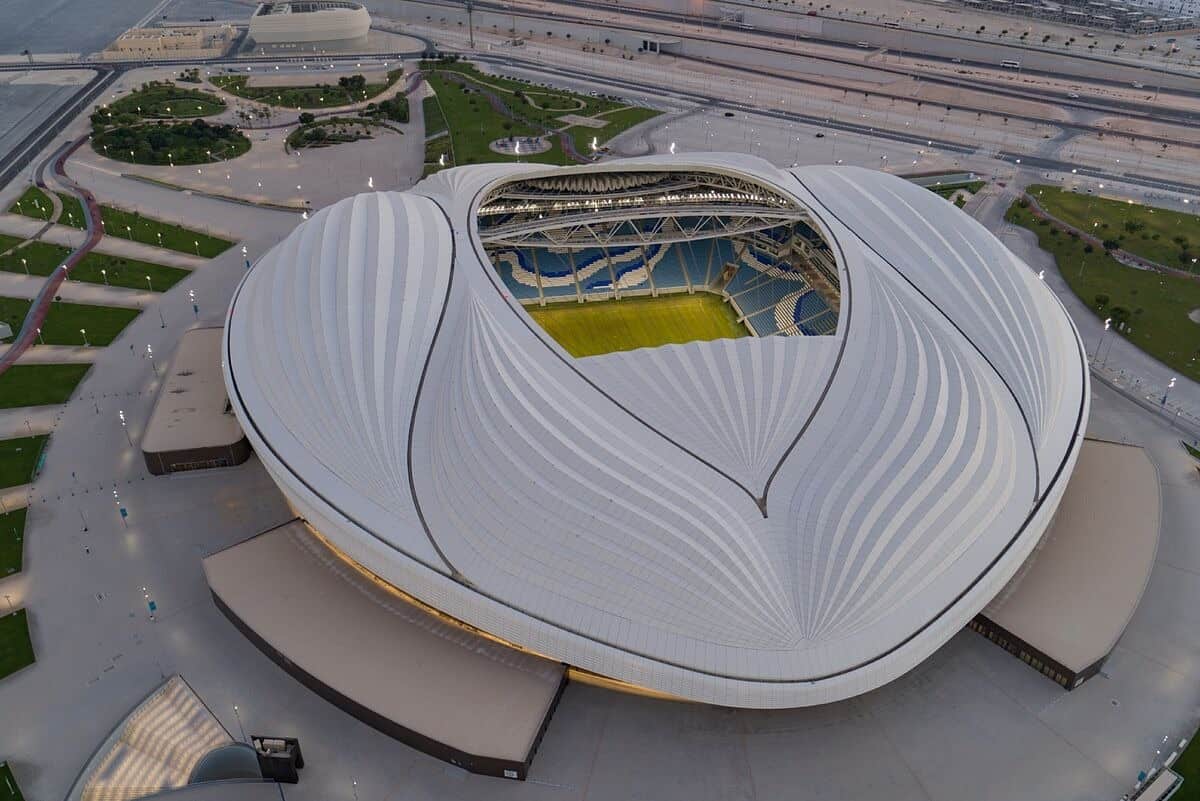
234 705 247 741
147 345 157 375
118 409 132 447
189 289 198 318
100 268 108 286
146 275 153 292
1162 377 1176 406
35 327 43 345
1094 317 1111 362
80 328 89 347
20 258 27 275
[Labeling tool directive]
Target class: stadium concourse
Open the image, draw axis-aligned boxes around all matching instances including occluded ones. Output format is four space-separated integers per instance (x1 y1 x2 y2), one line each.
221 152 1091 712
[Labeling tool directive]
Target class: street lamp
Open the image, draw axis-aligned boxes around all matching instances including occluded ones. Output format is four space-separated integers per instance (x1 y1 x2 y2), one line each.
145 275 153 291
20 258 27 275
1162 376 1176 406
118 409 132 446
80 328 89 347
100 268 108 286
147 344 157 375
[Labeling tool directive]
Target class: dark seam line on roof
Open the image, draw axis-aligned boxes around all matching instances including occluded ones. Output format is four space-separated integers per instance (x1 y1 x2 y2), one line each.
793 174 1043 503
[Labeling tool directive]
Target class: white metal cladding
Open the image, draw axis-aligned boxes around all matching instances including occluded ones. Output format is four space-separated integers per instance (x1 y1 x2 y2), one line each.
223 154 1090 708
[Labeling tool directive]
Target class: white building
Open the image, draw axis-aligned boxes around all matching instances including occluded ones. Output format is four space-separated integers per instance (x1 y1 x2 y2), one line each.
223 154 1089 709
248 2 370 46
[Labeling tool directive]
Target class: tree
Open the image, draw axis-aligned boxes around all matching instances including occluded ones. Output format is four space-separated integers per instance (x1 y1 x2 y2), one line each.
299 112 315 124
1102 238 1120 252
1094 293 1109 308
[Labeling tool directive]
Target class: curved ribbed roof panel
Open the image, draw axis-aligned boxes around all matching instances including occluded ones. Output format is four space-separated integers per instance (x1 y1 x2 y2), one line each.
224 154 1089 708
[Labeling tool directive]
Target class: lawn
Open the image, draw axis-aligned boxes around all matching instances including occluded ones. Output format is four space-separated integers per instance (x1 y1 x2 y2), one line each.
103 80 225 119
567 105 660 158
928 180 985 199
98 206 232 257
1184 441 1200 460
6 187 53 221
0 436 47 490
1027 184 1200 271
93 119 250 165
528 293 747 357
212 70 403 109
0 239 188 291
0 609 34 681
0 762 24 801
0 364 90 408
423 95 448 136
0 508 27 577
1007 199 1200 383
420 59 661 168
1171 734 1200 801
0 297 139 347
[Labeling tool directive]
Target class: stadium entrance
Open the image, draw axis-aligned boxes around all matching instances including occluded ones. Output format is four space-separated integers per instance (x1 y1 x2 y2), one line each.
477 168 840 357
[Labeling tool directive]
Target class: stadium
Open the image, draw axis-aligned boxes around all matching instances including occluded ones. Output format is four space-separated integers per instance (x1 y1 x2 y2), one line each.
221 153 1089 712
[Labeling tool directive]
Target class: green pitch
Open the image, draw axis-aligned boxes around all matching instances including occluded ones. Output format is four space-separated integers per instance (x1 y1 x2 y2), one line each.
528 294 748 357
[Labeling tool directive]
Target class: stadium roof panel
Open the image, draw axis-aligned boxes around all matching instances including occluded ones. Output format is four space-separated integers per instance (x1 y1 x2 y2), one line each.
224 154 1089 708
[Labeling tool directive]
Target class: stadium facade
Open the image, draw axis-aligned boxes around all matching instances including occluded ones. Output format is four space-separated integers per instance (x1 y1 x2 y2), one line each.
248 2 370 46
223 154 1089 709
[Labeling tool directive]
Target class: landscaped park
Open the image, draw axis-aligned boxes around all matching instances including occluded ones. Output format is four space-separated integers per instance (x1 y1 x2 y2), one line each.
419 58 660 172
1006 194 1200 383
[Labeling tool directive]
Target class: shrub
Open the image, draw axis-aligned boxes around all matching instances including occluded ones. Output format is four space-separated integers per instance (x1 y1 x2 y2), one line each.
1094 293 1109 308
298 112 315 124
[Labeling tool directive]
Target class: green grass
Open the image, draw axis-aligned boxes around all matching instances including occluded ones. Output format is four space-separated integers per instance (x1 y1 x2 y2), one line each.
212 70 403 109
1007 200 1200 383
0 609 34 681
93 119 250 166
0 364 90 408
1028 184 1200 271
104 81 225 119
422 95 448 136
928 180 985 199
0 239 188 291
423 70 555 166
0 508 27 578
99 207 232 257
0 437 45 490
420 60 661 168
6 187 54 221
528 294 748 357
567 105 660 157
1171 734 1200 801
0 297 138 347
10 194 235 256
1183 441 1200 460
0 761 24 801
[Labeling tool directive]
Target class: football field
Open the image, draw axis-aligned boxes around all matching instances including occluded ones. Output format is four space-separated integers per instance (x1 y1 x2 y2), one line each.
527 294 748 357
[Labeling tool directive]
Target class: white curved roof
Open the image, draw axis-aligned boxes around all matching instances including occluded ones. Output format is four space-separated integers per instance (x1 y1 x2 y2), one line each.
223 154 1089 708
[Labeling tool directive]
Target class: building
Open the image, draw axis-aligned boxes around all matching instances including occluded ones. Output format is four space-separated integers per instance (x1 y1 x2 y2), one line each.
102 25 237 61
221 154 1090 710
247 2 371 48
143 327 250 475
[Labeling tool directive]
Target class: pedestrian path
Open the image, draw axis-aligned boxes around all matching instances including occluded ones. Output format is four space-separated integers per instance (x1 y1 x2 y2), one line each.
0 272 153 309
0 407 64 438
0 215 206 269
0 484 32 513
0 345 99 364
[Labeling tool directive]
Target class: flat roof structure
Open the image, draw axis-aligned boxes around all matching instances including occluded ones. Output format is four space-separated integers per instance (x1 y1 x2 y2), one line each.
203 521 567 780
143 327 249 475
974 438 1160 686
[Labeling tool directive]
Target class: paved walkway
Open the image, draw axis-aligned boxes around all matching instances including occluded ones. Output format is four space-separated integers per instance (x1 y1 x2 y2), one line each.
0 272 153 309
0 344 98 364
0 406 65 437
0 214 207 269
